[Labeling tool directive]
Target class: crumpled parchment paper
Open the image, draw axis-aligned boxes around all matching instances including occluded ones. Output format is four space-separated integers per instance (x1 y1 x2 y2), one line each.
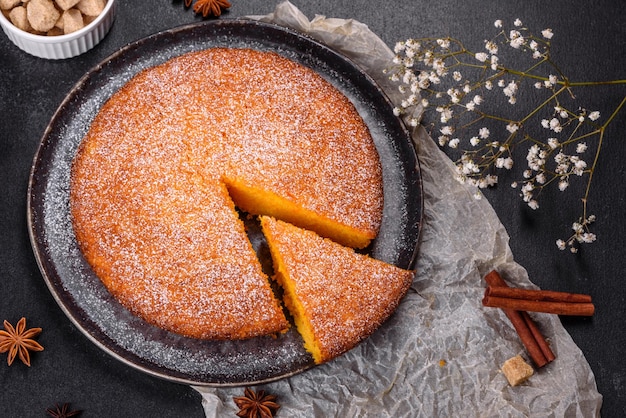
193 2 603 416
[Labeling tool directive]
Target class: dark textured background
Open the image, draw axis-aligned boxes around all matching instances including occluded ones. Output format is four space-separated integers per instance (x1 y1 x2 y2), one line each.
1 1 624 416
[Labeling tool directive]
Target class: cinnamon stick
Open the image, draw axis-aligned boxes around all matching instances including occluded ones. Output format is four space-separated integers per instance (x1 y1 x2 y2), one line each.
521 311 556 363
485 286 592 304
483 270 554 367
482 295 595 316
498 306 548 367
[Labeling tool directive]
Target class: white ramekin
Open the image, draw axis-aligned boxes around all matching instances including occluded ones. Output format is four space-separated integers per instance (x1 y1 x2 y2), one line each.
0 0 117 59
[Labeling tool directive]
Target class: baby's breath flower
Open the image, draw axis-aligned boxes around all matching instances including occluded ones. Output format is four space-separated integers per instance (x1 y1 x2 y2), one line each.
541 28 554 39
439 107 453 123
549 117 563 132
536 172 546 184
510 33 525 49
572 158 587 175
503 81 518 97
496 157 514 170
506 123 519 133
461 159 480 175
440 126 454 135
485 40 498 54
548 137 559 149
385 20 624 254
490 55 499 70
437 38 451 49
475 52 489 62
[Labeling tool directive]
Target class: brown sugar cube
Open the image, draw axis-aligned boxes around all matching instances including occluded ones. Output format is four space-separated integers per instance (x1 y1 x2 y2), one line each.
61 8 83 33
9 6 33 32
26 0 60 32
55 0 81 10
501 355 534 386
54 13 63 29
47 25 63 35
75 0 104 16
82 13 96 25
0 0 21 11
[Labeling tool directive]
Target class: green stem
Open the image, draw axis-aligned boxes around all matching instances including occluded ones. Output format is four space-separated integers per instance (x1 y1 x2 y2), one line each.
567 80 626 87
519 85 569 124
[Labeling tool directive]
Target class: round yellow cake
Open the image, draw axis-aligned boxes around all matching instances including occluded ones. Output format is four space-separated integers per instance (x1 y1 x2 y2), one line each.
70 48 384 340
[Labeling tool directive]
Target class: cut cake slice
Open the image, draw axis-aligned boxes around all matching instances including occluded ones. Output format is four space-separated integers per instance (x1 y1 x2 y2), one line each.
260 216 414 364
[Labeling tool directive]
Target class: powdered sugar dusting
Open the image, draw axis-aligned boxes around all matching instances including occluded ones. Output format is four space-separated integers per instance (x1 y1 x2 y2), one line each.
70 48 382 340
29 20 421 385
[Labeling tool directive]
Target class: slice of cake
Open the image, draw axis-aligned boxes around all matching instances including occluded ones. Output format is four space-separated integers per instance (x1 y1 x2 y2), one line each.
260 216 414 364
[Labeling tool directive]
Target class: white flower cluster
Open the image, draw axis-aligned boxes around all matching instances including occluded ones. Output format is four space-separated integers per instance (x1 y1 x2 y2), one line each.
556 215 597 253
384 18 618 252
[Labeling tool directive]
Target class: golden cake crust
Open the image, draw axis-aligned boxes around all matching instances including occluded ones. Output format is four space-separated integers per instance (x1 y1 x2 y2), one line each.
70 48 384 340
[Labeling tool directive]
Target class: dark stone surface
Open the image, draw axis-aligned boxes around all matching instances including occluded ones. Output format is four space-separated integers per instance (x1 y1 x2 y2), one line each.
1 1 624 416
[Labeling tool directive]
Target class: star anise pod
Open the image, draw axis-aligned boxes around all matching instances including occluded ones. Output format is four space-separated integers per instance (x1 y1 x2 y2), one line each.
233 387 280 418
46 403 82 418
0 317 44 366
184 0 231 17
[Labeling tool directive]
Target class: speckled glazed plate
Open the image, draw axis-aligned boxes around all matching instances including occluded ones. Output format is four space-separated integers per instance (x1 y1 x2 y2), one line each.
27 19 423 386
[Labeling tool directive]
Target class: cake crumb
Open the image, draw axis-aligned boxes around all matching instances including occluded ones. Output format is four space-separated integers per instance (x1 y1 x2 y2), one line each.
502 355 534 386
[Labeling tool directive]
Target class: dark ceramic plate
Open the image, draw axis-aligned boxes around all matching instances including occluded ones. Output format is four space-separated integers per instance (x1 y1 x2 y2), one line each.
27 19 423 386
